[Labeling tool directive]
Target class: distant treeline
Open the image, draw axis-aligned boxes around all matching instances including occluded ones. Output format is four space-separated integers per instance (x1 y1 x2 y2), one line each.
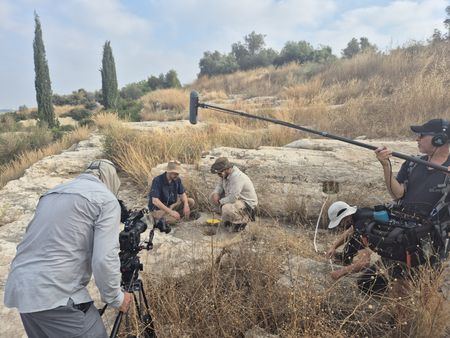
197 6 450 78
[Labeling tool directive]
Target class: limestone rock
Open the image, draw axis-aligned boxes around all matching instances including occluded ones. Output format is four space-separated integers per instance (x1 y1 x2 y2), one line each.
190 139 420 219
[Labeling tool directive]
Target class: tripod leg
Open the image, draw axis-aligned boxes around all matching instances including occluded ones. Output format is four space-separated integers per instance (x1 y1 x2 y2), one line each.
136 280 156 338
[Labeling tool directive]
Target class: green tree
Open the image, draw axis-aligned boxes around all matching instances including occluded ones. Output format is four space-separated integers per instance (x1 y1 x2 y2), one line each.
164 70 181 88
244 31 266 55
342 37 377 58
231 31 274 70
359 37 377 53
100 41 119 109
312 45 336 63
274 41 315 66
198 51 239 76
33 12 57 128
342 38 360 58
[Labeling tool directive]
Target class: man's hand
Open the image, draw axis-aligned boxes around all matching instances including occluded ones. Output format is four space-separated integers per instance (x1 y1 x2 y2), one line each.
326 247 336 259
183 205 190 218
211 193 220 206
170 210 181 220
119 292 133 313
330 268 345 281
374 146 392 167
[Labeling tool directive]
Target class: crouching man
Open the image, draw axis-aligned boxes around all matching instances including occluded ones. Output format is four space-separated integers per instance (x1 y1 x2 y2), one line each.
210 157 258 232
326 201 388 294
148 160 196 225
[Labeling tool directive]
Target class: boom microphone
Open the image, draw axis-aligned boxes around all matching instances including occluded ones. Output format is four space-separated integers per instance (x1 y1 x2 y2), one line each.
187 90 450 174
189 91 199 124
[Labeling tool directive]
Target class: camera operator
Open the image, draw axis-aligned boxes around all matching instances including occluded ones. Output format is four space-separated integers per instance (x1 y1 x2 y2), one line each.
4 159 132 338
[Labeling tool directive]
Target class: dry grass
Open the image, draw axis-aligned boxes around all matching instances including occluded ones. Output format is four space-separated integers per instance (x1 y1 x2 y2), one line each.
123 226 450 338
92 112 123 130
191 42 449 140
192 62 324 99
140 88 188 121
102 123 299 191
54 104 84 116
0 127 91 188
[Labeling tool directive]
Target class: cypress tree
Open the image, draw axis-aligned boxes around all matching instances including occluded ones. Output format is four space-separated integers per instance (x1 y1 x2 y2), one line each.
33 12 57 128
101 41 119 109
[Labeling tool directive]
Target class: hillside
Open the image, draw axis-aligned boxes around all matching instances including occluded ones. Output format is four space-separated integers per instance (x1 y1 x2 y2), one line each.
1 41 449 337
189 41 450 139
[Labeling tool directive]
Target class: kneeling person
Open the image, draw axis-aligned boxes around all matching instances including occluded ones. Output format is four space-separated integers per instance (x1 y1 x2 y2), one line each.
327 201 387 294
148 160 195 224
210 157 258 231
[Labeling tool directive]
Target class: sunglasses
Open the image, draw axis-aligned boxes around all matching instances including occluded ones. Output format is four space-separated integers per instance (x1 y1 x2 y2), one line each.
417 133 436 139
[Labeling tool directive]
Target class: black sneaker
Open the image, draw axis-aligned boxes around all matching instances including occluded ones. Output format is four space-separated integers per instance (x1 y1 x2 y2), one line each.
189 210 201 220
232 223 247 232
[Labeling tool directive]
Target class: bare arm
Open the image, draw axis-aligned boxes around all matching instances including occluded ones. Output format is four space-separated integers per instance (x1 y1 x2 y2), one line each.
180 192 190 218
326 227 354 258
152 197 180 219
330 248 371 280
374 146 405 199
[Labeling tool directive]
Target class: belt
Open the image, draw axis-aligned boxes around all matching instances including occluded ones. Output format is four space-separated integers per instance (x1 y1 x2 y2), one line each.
73 301 92 314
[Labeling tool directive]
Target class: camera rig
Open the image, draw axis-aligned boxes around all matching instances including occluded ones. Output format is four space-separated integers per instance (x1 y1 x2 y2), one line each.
100 204 171 338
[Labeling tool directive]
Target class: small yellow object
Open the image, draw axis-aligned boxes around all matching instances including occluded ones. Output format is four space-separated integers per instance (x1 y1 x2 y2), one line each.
206 218 221 225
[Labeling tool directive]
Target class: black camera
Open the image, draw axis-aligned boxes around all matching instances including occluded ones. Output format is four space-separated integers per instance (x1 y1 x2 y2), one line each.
119 209 148 254
154 218 171 234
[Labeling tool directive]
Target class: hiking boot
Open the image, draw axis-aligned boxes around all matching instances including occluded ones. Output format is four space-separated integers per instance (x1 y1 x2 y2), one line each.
189 210 201 220
232 223 247 232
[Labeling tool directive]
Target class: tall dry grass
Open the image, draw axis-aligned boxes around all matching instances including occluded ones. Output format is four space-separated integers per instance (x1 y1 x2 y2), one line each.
131 226 450 338
140 88 188 121
0 127 91 189
191 42 450 140
92 112 123 130
101 123 299 191
192 62 324 99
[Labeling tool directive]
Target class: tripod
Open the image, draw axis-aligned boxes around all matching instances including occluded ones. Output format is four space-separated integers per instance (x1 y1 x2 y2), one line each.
99 220 158 338
109 259 156 338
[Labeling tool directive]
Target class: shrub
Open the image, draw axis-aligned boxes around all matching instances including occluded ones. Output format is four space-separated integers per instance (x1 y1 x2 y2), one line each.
61 108 92 121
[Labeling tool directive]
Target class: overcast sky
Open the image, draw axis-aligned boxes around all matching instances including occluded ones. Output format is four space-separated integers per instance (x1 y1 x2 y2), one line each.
0 0 448 109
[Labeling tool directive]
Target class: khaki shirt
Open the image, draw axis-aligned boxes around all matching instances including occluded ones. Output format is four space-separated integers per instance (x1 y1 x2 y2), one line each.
213 166 258 208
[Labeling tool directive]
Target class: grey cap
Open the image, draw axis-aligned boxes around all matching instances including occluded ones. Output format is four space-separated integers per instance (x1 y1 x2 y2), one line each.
210 157 233 174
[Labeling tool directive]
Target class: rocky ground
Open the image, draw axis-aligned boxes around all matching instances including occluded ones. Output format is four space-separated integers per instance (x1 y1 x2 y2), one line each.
0 123 448 337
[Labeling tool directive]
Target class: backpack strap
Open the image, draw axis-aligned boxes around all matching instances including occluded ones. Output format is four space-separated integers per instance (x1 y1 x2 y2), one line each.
403 155 427 195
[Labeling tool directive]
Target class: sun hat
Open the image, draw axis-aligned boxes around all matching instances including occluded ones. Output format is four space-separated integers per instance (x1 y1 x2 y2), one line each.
165 160 183 174
327 201 357 229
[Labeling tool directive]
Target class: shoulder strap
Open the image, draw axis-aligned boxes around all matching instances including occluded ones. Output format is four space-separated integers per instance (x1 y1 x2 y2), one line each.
403 155 427 194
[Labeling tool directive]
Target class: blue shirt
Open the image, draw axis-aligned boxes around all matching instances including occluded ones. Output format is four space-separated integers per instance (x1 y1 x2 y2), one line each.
148 172 185 211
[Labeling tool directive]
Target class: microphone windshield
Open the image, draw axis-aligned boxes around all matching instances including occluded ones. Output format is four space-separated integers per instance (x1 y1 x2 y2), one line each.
189 91 199 125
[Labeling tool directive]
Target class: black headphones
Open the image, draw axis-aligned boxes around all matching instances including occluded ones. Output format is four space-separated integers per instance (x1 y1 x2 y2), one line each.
432 119 449 147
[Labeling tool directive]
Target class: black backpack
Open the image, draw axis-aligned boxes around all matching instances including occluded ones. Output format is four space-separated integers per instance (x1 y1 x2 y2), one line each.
364 216 435 267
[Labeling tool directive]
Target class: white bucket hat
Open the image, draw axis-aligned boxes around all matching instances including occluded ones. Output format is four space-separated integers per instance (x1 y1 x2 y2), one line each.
327 201 357 229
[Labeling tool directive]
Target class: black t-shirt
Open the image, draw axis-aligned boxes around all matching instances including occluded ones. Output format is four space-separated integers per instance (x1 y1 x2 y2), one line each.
342 208 373 261
396 155 450 217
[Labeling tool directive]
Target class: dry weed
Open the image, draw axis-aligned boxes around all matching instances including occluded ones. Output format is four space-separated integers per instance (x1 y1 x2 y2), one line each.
92 112 123 130
0 127 91 189
102 123 299 190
